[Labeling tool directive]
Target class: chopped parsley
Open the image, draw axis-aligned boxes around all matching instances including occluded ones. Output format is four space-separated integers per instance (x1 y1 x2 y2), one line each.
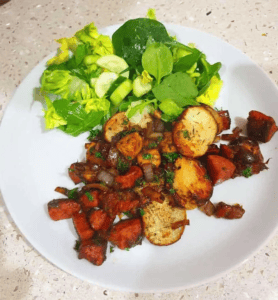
85 191 94 201
135 178 146 187
162 152 181 163
127 156 132 160
117 158 129 174
157 136 163 142
153 174 160 183
125 248 130 251
68 188 78 200
140 209 145 216
242 167 252 178
120 128 136 138
204 174 210 180
165 170 175 184
148 142 158 149
74 240 81 251
110 246 114 253
68 168 74 172
169 188 175 194
142 153 152 160
95 152 104 160
123 211 133 218
183 130 190 139
88 129 101 140
122 119 129 125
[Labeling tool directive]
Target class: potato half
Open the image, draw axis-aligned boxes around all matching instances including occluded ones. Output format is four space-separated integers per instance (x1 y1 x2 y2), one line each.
142 195 187 246
173 106 218 157
173 157 213 208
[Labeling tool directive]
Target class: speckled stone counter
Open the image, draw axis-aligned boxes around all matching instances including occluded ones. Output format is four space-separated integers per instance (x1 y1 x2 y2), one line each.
1 0 278 299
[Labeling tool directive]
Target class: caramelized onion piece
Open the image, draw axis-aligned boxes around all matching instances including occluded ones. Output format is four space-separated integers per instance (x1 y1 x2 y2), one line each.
142 163 154 182
97 170 115 187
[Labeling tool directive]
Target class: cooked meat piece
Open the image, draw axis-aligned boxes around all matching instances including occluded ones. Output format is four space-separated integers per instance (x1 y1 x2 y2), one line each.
247 110 278 143
116 132 143 159
173 157 213 208
206 155 236 185
79 190 101 212
217 110 231 131
72 212 94 241
101 191 141 217
159 132 177 153
137 148 161 168
219 144 235 160
48 199 81 221
86 143 108 167
141 187 164 203
199 200 216 216
69 162 99 184
78 238 107 266
108 218 143 250
54 187 69 197
214 202 245 219
171 219 190 230
115 166 143 189
88 209 115 231
206 144 220 155
104 112 130 142
142 194 187 246
221 127 242 141
173 106 218 157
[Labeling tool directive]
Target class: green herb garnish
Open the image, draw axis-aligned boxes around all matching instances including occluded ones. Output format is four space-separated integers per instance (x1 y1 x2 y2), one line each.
74 240 81 251
183 130 190 139
142 153 152 160
68 168 75 172
110 246 114 253
162 152 180 163
122 119 129 125
123 211 133 218
117 158 129 174
95 152 104 160
85 191 94 201
153 174 160 183
127 156 132 160
170 188 175 194
242 167 252 178
157 136 163 142
140 209 145 216
125 248 130 251
165 170 175 184
68 188 78 199
148 142 157 149
135 178 146 187
120 128 136 138
204 174 210 180
88 129 101 140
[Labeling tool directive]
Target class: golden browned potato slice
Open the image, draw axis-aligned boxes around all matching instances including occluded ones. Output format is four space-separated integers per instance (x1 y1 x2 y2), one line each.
159 132 177 153
104 112 130 142
116 132 143 159
173 157 213 208
137 149 161 168
142 195 187 246
202 104 223 134
172 106 218 157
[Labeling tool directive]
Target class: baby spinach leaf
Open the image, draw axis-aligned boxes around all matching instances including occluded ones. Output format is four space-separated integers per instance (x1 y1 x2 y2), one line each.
152 72 199 107
173 48 202 73
112 18 171 66
142 42 173 84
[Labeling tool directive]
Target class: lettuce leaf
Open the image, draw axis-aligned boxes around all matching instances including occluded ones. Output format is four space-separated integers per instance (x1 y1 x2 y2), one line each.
81 97 110 113
41 70 95 101
43 96 67 129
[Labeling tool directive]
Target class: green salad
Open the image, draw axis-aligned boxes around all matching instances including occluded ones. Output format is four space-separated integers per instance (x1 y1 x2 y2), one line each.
39 9 223 137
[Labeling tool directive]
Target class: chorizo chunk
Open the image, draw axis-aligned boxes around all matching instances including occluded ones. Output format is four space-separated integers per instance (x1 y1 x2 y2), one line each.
79 190 101 212
48 199 80 221
72 212 94 241
115 166 143 189
88 209 115 231
108 218 143 250
214 202 245 219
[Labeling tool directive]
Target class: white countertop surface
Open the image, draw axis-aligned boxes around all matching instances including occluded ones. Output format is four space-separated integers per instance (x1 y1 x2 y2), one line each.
1 0 278 299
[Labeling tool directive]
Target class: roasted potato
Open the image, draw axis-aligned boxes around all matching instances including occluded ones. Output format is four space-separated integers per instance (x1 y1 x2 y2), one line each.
173 106 218 157
137 149 161 168
142 194 187 246
116 132 143 159
159 132 177 153
202 104 224 134
173 157 213 208
104 112 130 142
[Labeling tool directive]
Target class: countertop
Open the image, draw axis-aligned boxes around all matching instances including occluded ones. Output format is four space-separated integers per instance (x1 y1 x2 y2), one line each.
1 0 278 299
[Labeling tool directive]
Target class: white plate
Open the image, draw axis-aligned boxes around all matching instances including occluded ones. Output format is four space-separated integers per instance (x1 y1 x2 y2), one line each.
1 24 278 293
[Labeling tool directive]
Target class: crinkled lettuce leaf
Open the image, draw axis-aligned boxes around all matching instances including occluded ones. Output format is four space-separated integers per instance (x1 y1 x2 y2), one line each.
43 96 67 129
197 75 223 106
41 70 95 101
81 97 110 114
147 8 157 20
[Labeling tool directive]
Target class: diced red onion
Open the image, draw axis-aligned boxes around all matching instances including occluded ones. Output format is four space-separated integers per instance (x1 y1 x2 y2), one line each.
142 163 154 182
97 170 115 186
154 119 165 132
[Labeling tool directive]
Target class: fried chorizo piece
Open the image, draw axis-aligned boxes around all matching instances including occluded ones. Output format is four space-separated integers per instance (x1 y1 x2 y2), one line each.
221 127 242 141
219 144 235 160
101 191 141 217
206 155 236 185
68 162 100 184
79 190 101 212
247 110 278 143
115 166 143 189
214 202 245 219
72 212 94 241
48 199 81 221
217 110 231 131
108 218 143 250
78 238 107 266
88 209 115 231
141 187 165 204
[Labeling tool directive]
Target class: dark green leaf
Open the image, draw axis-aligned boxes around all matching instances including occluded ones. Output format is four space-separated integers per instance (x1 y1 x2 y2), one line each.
173 49 202 73
68 188 79 200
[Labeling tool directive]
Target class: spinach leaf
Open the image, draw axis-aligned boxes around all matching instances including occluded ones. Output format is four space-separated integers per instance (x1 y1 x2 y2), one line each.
173 48 202 73
152 72 199 107
142 42 173 84
112 18 171 66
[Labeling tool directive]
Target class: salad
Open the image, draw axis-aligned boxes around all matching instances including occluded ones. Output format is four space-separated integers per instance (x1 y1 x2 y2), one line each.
39 9 223 137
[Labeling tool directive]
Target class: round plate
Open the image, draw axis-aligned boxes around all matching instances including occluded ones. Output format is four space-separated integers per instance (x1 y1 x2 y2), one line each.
1 24 278 293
